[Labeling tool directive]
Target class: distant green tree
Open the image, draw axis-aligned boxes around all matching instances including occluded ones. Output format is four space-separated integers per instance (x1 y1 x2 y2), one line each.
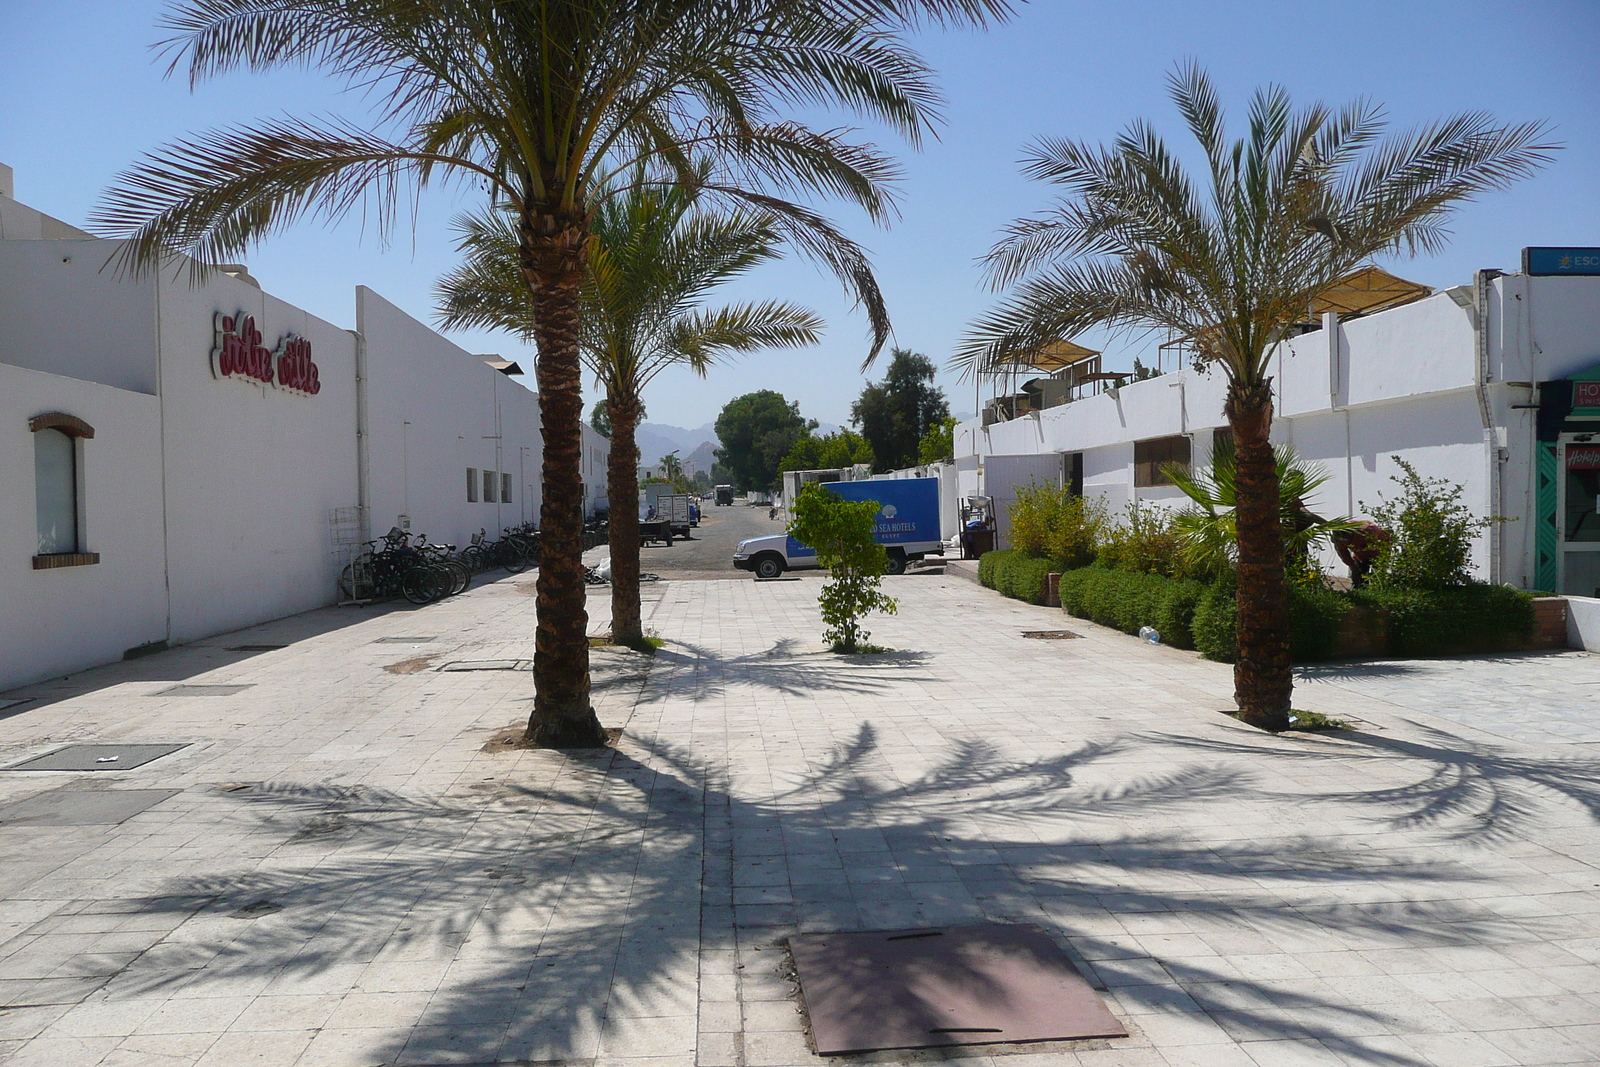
788 483 898 652
852 349 950 472
590 400 612 438
715 391 816 490
917 415 957 465
780 430 875 473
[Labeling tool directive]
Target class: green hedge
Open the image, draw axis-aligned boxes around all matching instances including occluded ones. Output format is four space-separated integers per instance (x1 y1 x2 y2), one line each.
1189 579 1532 662
978 550 1067 605
1058 566 1205 650
984 551 1537 661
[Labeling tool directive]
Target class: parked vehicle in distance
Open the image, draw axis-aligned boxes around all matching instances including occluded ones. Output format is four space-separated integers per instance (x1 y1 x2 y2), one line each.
733 478 943 578
654 493 693 537
715 484 735 506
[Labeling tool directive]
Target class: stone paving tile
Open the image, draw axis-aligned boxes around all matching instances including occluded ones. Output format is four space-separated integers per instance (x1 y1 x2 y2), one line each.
0 574 1597 1065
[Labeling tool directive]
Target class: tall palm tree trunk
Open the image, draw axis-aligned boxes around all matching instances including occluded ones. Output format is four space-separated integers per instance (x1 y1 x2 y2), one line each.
522 210 607 748
1226 379 1293 732
606 393 645 648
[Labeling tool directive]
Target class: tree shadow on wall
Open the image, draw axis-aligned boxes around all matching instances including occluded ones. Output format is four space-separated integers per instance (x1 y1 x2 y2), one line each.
84 724 1552 1065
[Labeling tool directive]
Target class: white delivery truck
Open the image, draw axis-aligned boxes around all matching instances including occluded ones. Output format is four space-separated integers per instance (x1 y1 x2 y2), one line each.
733 478 943 578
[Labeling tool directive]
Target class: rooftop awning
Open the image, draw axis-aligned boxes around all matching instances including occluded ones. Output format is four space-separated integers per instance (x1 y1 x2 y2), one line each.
1310 265 1432 317
477 354 525 376
1003 338 1101 372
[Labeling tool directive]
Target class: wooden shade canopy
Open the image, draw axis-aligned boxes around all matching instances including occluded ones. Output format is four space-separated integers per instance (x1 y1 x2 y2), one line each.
1310 265 1432 317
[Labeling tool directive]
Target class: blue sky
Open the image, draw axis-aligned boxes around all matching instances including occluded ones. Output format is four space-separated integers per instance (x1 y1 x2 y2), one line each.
3 0 1596 429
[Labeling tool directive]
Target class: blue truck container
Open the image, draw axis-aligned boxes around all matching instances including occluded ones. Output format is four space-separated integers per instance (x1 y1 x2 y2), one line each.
733 478 943 578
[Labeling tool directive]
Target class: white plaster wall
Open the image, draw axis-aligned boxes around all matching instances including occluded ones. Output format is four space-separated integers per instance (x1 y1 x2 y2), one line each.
1567 595 1600 652
0 362 167 689
359 287 527 548
0 240 159 394
982 453 1067 549
1494 275 1600 383
157 268 360 645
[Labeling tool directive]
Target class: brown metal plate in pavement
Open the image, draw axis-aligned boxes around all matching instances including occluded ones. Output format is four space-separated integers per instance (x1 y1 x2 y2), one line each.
790 924 1126 1055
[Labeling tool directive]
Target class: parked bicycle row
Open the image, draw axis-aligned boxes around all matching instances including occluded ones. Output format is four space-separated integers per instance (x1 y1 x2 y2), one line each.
337 525 548 606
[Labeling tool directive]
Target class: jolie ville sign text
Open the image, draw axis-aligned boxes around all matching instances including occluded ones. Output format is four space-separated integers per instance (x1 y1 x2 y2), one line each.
211 311 321 396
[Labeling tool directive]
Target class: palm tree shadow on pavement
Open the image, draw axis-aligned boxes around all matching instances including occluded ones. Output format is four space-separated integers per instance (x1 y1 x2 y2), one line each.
92 723 1543 1065
1161 722 1600 842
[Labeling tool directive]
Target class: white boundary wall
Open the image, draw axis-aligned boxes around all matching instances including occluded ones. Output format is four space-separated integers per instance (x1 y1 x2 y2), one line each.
955 274 1600 588
0 222 608 689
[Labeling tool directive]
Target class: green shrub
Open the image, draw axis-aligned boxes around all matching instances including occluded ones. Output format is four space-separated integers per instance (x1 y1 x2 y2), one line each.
1097 501 1189 578
1364 456 1497 590
1193 582 1239 661
978 549 1063 604
1190 580 1533 662
1354 584 1533 656
1058 566 1205 650
1009 484 1105 568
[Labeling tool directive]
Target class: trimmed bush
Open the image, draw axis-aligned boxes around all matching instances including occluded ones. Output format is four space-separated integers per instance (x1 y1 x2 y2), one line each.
978 549 1064 605
1058 566 1205 650
1356 584 1533 656
1189 580 1533 663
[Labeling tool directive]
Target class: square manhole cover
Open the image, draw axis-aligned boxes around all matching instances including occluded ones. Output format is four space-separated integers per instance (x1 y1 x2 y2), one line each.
0 789 181 826
4 744 190 772
790 924 1126 1055
373 636 437 644
437 660 527 672
157 685 253 697
1022 630 1081 640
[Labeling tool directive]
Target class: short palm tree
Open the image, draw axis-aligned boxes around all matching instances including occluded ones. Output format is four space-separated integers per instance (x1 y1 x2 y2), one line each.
435 180 822 649
1165 440 1358 583
955 64 1553 730
91 0 1013 747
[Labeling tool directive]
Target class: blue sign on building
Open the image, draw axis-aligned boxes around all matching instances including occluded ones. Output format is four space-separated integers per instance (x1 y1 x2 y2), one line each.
1523 248 1600 276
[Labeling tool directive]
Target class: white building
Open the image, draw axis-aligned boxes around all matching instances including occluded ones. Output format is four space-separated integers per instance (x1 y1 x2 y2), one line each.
955 265 1600 598
1 163 608 690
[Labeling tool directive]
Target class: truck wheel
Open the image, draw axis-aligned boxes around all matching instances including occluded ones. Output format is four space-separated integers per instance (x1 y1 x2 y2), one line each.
754 554 785 579
886 551 907 576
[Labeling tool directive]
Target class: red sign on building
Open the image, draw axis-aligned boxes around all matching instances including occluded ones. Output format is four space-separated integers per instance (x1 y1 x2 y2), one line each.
211 312 321 396
1568 445 1600 471
1574 381 1600 408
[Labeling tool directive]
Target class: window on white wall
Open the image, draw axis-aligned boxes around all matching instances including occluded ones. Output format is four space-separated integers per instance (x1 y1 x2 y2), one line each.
483 470 497 504
467 467 479 502
501 473 513 503
36 428 78 554
29 412 98 568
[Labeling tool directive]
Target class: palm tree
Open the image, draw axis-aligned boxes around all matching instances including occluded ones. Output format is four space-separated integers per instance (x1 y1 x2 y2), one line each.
435 181 822 648
956 64 1552 730
90 0 1014 747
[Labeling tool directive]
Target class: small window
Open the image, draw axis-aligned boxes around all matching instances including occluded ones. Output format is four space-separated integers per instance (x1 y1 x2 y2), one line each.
483 470 497 503
1134 435 1191 487
501 472 513 503
36 428 78 554
467 467 479 502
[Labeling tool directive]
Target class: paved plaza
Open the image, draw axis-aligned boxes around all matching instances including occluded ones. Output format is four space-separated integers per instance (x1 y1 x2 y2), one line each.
1 572 1599 1066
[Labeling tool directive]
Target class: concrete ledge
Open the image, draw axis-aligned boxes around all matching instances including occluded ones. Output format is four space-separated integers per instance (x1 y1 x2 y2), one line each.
945 559 981 585
1569 595 1600 652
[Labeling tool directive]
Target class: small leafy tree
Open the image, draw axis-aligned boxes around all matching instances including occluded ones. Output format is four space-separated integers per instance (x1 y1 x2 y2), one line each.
1363 457 1495 589
918 416 957 465
788 483 898 652
1098 502 1187 578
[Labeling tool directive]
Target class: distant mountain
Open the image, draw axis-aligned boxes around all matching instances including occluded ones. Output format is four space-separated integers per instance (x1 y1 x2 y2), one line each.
635 422 717 467
683 440 718 476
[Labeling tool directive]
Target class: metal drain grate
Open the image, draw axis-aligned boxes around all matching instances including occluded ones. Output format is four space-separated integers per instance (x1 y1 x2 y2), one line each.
0 789 181 825
3 743 190 772
157 685 253 697
224 645 287 652
373 636 437 644
437 660 528 672
790 924 1126 1055
1022 630 1081 640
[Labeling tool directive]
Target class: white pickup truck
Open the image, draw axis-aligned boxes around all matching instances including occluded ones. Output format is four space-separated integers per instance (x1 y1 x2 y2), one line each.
733 478 943 578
